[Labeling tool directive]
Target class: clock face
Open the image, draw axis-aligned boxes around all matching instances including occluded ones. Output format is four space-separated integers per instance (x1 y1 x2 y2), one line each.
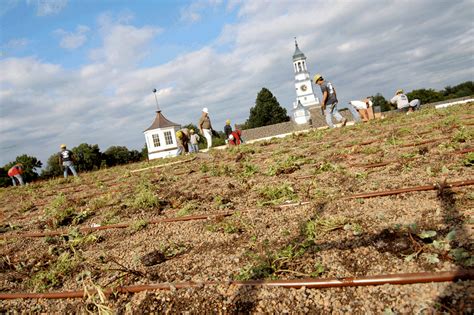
300 84 307 91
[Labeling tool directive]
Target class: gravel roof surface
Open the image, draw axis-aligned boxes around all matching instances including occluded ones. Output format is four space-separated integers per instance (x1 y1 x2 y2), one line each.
1 103 473 313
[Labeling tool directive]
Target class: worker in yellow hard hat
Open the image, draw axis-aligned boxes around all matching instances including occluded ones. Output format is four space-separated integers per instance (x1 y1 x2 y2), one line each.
176 128 190 156
58 144 78 178
224 119 232 144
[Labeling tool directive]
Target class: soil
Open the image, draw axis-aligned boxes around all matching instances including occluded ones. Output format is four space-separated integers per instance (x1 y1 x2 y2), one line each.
0 103 473 313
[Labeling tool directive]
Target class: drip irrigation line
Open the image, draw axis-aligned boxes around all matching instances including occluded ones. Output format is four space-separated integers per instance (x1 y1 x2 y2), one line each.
8 179 472 238
347 147 472 169
2 211 236 239
348 179 474 199
399 137 450 148
1 270 472 300
130 157 196 174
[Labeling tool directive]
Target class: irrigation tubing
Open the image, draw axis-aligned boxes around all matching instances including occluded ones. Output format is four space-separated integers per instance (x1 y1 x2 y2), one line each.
3 212 235 239
4 179 473 238
349 179 474 199
1 270 472 300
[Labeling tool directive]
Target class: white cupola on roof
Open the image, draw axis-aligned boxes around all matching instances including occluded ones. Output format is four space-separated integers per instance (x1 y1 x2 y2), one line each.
291 38 320 124
143 92 181 159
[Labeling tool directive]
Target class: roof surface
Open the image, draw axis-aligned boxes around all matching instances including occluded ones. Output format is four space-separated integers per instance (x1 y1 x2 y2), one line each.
144 111 180 131
292 41 306 61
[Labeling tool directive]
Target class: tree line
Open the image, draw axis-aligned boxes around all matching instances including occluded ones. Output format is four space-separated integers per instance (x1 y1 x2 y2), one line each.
0 144 148 187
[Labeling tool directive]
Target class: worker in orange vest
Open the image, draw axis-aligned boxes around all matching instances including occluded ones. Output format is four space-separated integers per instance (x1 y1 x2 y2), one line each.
8 163 25 186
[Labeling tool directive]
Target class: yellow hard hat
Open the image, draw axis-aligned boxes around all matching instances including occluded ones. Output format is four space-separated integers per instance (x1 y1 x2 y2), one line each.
313 73 323 83
176 131 183 139
190 129 194 133
226 119 231 125
60 144 66 148
396 89 404 94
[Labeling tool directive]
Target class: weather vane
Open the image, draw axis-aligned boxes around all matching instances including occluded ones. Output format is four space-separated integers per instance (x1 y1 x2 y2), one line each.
152 89 160 111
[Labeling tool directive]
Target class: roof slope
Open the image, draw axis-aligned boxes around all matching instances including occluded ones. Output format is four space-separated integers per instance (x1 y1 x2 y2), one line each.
144 111 180 131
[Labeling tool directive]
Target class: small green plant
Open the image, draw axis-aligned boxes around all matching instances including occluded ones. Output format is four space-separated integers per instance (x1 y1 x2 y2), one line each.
355 172 368 180
314 162 341 174
241 163 259 178
256 183 298 206
304 216 348 240
29 252 82 291
127 182 160 209
44 194 77 227
213 196 233 210
206 212 249 234
267 155 309 176
176 202 198 217
386 134 401 146
463 152 474 167
199 163 209 173
129 219 148 232
361 146 381 155
401 152 417 159
452 127 472 143
343 223 364 236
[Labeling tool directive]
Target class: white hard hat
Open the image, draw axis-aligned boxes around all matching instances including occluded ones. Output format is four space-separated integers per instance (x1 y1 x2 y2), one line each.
229 134 234 140
202 107 209 114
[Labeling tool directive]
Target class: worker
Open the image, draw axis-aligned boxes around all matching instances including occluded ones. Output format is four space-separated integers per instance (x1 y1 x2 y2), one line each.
224 119 232 144
390 89 421 114
349 97 374 122
228 128 242 146
58 144 78 178
176 128 190 156
8 163 24 186
314 74 361 128
189 129 200 153
198 107 213 149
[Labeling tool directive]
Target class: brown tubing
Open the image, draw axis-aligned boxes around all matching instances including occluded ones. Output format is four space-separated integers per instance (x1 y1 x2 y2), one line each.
3 211 235 239
399 137 450 148
5 180 473 238
349 179 474 199
1 270 472 300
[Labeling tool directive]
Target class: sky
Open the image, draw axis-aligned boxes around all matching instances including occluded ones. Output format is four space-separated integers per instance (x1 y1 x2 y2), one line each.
1 0 473 167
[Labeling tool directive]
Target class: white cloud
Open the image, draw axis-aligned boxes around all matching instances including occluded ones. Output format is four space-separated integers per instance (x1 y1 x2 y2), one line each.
4 38 29 49
27 0 68 16
89 15 162 68
180 0 223 23
54 25 90 50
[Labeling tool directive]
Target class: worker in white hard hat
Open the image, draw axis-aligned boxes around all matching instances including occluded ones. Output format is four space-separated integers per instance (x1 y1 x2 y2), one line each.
198 107 213 149
58 144 78 178
390 89 421 114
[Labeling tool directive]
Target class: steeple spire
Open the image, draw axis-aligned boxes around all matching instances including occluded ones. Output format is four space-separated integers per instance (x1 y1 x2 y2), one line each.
292 37 305 61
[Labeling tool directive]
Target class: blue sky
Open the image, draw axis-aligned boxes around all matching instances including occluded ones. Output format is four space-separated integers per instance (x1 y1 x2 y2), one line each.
1 0 473 167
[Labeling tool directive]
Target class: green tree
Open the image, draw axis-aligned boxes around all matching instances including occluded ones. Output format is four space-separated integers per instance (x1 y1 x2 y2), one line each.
103 146 131 166
406 88 444 104
0 167 10 187
4 154 42 183
141 143 148 160
41 153 62 178
244 87 289 129
370 93 392 112
442 81 474 99
72 143 102 172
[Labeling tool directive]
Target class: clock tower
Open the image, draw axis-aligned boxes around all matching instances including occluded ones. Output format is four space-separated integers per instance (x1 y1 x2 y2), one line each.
291 39 320 124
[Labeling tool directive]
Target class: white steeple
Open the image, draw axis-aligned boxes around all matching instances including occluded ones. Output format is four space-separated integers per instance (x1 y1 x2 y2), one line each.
291 39 320 124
